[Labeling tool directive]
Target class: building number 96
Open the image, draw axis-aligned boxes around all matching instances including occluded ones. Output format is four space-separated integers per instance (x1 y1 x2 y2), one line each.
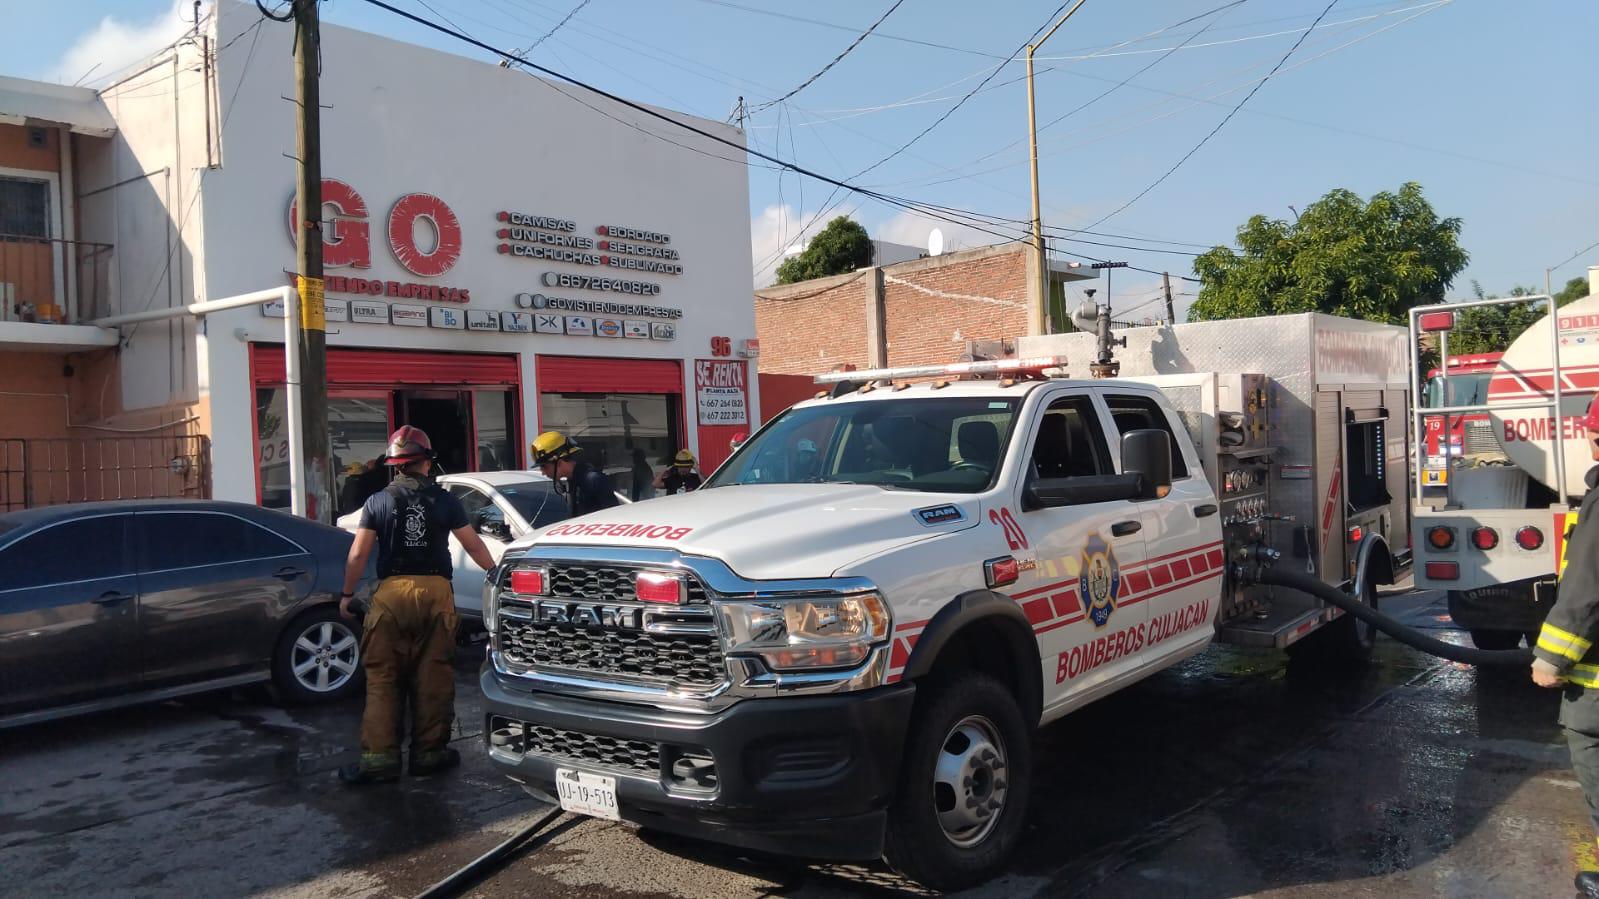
710 336 732 357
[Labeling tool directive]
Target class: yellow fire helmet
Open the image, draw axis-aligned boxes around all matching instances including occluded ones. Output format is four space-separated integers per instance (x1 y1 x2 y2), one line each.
673 449 695 468
531 430 579 465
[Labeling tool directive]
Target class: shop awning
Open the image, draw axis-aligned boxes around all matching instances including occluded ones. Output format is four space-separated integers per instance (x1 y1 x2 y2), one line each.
0 76 116 137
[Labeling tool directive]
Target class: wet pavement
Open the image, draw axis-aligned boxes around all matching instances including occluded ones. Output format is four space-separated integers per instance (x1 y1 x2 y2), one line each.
2 588 1590 898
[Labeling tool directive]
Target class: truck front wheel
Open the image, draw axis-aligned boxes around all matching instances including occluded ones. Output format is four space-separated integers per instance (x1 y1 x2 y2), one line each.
883 673 1031 891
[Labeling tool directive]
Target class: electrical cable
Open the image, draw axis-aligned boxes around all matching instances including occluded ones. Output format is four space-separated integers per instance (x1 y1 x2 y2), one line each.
1068 0 1346 234
507 0 592 61
750 0 907 113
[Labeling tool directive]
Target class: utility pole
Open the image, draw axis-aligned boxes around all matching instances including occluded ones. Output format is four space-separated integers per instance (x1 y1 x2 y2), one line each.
293 0 332 522
1025 0 1090 336
1162 271 1175 324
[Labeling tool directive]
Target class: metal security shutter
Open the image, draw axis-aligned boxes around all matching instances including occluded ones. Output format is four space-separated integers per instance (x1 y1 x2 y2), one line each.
250 345 520 387
535 355 682 395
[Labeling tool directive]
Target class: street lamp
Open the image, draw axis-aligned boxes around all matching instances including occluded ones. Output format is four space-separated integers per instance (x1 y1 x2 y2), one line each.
1027 0 1091 336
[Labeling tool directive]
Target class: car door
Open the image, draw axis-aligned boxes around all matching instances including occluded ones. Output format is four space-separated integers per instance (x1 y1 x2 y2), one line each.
1009 390 1151 707
0 513 138 713
134 510 316 685
446 483 504 615
1101 390 1225 665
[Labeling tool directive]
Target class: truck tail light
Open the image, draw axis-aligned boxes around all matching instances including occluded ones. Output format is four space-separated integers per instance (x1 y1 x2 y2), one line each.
635 571 686 604
1470 527 1499 550
509 567 547 595
1425 561 1459 580
1426 526 1456 550
985 556 1019 588
1418 311 1456 332
1515 526 1545 551
1347 525 1364 544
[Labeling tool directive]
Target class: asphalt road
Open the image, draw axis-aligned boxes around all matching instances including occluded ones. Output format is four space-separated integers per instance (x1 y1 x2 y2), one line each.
2 589 1591 898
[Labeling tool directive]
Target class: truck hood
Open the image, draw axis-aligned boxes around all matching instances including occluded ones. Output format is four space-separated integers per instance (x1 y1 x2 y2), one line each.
514 484 981 580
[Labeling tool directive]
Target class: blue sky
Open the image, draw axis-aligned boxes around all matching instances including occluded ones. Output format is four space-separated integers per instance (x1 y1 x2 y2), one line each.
9 1 1597 317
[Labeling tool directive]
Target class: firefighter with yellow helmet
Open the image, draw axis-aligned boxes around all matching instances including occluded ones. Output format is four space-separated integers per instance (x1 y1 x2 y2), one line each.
654 449 703 495
531 430 620 516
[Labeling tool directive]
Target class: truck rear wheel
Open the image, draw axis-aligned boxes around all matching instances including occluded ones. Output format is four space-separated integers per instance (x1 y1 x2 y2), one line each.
1287 579 1376 664
883 672 1031 891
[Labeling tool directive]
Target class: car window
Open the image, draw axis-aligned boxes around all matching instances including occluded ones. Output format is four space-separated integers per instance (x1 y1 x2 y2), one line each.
493 482 571 529
1101 393 1191 479
0 515 127 590
449 484 494 521
138 512 301 571
1030 395 1113 479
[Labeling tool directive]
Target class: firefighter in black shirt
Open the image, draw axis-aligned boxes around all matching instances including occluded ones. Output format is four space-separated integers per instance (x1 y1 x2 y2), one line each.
532 430 620 517
654 449 703 495
338 426 495 785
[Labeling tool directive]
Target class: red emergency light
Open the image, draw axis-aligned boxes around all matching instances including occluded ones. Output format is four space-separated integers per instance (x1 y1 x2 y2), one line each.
1424 561 1459 580
635 571 686 604
1418 311 1456 333
984 556 1020 588
509 567 548 596
1515 526 1545 551
1470 527 1499 551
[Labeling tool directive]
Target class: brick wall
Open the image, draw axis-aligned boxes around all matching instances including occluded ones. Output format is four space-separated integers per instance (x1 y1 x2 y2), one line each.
754 245 1033 376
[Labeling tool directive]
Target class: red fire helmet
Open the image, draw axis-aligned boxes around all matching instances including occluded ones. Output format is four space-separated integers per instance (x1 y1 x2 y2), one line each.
1582 396 1599 434
383 425 434 465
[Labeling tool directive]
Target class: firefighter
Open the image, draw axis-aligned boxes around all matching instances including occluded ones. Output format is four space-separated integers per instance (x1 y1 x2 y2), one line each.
337 426 496 785
654 449 703 495
531 430 620 516
1532 396 1599 897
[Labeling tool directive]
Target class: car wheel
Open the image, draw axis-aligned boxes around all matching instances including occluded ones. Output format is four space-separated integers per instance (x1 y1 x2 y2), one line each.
883 673 1030 892
272 606 364 703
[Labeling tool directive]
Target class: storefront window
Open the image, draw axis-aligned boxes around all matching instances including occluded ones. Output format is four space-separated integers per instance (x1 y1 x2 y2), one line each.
333 395 392 516
256 387 290 510
474 391 516 472
539 392 680 501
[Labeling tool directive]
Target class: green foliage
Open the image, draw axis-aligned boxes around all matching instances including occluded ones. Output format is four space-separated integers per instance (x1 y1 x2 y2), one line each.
775 217 873 284
1448 277 1596 354
1188 182 1468 324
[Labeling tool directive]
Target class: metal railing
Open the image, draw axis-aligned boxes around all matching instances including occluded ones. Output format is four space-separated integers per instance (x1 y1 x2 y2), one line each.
0 232 115 324
0 435 211 512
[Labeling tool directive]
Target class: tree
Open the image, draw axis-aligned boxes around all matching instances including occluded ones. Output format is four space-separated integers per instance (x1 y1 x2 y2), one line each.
1189 182 1468 324
775 217 872 284
1448 277 1595 354
1557 275 1590 307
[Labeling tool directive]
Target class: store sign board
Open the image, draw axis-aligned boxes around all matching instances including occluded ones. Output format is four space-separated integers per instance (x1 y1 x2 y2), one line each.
565 316 593 336
351 301 388 324
501 311 534 332
429 306 466 330
624 320 650 339
534 313 565 335
651 322 676 341
695 359 748 426
391 304 429 327
467 310 500 331
261 298 349 323
595 318 623 338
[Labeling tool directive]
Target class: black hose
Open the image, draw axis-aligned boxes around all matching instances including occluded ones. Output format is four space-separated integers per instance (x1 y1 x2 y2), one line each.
415 806 565 899
1256 567 1535 668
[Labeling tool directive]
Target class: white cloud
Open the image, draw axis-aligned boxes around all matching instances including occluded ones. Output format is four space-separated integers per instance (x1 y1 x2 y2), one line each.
872 210 996 257
749 203 858 288
47 1 195 85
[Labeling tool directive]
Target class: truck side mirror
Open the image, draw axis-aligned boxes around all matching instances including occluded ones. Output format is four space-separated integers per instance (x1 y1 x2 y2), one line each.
1121 429 1173 500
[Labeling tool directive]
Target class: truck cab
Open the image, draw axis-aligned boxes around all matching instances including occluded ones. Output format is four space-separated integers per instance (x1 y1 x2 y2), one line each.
479 362 1221 890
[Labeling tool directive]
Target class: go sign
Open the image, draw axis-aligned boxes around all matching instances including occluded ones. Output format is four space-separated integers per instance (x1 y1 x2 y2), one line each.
288 178 463 278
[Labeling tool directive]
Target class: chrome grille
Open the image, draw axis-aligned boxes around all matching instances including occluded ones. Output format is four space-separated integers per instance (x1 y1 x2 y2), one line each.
491 717 660 776
496 562 725 689
1464 420 1500 456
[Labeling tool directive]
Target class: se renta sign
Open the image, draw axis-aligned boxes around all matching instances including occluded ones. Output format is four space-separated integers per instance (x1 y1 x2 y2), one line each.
695 359 748 426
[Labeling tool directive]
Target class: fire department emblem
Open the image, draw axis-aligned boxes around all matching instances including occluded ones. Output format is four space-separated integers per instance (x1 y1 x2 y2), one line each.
1078 532 1121 628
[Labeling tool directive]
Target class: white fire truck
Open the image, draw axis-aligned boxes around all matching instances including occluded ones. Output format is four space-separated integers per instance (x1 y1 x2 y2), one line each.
1408 289 1599 649
476 312 1409 890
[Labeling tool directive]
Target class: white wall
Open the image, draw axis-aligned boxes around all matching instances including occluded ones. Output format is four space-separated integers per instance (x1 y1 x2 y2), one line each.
196 2 757 503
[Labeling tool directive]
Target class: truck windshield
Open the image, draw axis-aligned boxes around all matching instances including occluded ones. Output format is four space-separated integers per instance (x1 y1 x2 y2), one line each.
1424 373 1491 408
705 396 1021 494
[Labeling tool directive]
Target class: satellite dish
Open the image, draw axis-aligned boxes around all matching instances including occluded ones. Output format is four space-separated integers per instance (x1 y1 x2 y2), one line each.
927 228 944 257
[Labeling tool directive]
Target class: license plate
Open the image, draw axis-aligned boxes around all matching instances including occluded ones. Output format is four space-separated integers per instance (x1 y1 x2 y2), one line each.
555 768 619 821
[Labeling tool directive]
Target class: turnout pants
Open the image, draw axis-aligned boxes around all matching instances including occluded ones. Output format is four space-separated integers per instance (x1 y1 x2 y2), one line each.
358 575 458 769
1563 685 1599 837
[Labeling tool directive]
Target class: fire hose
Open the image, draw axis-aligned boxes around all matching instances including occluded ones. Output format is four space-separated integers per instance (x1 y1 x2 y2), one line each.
1251 564 1535 668
415 807 566 899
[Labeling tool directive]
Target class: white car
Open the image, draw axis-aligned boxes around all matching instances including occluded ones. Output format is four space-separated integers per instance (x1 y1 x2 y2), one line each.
337 470 628 622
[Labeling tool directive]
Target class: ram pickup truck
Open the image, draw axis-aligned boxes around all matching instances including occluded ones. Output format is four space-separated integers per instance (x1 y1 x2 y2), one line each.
480 364 1231 890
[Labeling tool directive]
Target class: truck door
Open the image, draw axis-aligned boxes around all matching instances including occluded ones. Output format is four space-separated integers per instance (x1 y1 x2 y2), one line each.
1101 390 1225 665
1011 391 1150 706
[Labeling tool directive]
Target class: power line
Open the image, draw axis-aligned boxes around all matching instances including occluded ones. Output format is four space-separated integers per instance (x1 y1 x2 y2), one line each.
507 0 592 62
751 0 907 113
1070 0 1346 233
679 0 1007 59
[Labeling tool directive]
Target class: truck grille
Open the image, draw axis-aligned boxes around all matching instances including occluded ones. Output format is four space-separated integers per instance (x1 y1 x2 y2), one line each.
1464 420 1500 456
490 716 660 777
496 562 726 690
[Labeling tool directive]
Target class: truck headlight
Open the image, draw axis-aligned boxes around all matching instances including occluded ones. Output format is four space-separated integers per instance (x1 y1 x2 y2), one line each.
716 593 890 671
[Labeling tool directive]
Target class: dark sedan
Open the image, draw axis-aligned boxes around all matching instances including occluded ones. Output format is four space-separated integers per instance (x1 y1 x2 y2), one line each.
0 500 368 729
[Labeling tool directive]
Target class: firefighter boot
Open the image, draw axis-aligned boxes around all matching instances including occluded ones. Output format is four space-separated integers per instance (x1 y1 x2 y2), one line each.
1578 871 1599 898
339 753 402 785
410 748 461 777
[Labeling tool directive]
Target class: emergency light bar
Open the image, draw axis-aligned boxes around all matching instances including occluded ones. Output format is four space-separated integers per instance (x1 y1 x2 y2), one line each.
812 355 1068 385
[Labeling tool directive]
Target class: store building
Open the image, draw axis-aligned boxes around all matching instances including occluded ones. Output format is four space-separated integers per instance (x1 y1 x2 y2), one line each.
0 3 758 512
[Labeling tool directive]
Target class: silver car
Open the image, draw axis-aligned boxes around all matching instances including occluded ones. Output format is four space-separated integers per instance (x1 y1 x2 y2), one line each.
0 500 369 729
